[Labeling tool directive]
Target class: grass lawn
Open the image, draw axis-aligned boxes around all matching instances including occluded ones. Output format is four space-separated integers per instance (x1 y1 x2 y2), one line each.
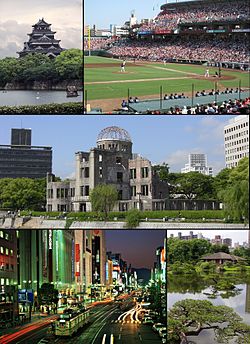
84 57 249 101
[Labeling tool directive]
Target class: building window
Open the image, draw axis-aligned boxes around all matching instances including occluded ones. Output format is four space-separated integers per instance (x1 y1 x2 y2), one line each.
10 249 13 256
130 169 136 179
48 205 52 212
5 248 9 256
116 157 122 164
118 190 123 200
48 189 53 199
0 247 3 254
70 188 75 197
99 154 102 162
117 172 123 183
99 167 103 178
60 189 65 198
0 231 3 238
65 189 68 198
141 167 149 178
56 188 60 199
85 186 89 196
80 186 84 196
0 278 4 285
131 186 136 197
141 185 149 196
85 167 89 178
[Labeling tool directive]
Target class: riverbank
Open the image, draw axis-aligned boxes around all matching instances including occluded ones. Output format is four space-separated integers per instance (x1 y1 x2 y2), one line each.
0 101 83 114
0 217 248 229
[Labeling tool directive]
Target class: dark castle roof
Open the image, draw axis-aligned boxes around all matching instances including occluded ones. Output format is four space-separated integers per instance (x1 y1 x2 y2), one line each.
17 18 64 58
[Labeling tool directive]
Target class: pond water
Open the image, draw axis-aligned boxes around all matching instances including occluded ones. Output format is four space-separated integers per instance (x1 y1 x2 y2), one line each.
168 274 250 343
0 90 83 106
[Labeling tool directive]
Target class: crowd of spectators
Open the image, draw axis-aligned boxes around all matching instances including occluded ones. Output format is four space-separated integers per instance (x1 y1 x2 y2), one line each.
139 0 248 32
143 97 250 114
84 37 116 51
109 36 249 63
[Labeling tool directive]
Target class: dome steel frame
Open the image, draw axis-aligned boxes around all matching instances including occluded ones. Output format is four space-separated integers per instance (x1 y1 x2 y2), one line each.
97 126 132 142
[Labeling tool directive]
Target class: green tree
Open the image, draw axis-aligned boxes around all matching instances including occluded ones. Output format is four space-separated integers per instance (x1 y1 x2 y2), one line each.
153 162 170 180
168 299 250 344
0 178 46 210
175 172 216 199
219 157 249 221
211 244 230 254
55 49 83 79
167 238 212 264
213 168 231 200
125 209 141 228
89 184 118 220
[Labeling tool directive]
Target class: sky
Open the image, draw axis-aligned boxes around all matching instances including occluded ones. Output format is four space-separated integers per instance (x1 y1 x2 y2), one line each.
0 0 82 58
0 115 236 178
167 230 249 246
85 0 196 28
106 230 166 269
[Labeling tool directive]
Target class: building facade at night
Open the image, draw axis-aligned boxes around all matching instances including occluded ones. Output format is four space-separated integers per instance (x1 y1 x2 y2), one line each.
0 229 18 322
0 128 52 179
18 229 74 292
47 126 169 212
224 115 249 168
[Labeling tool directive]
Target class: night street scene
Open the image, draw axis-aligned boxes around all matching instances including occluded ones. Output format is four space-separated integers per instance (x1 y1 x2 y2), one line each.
0 229 166 344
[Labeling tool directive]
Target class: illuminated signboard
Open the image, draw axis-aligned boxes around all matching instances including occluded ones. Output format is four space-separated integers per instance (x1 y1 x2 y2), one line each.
48 229 53 250
75 243 80 277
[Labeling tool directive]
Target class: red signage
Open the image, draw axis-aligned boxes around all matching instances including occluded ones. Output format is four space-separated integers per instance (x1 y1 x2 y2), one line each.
154 29 172 34
75 244 80 277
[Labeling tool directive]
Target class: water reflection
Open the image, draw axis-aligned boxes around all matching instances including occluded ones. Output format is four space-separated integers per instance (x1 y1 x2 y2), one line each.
0 90 83 106
168 276 250 343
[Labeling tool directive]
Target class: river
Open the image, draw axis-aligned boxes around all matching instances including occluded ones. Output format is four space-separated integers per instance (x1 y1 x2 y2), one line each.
168 274 250 343
0 90 83 106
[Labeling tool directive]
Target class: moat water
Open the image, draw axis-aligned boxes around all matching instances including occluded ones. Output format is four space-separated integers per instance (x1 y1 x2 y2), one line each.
0 90 83 106
168 274 250 344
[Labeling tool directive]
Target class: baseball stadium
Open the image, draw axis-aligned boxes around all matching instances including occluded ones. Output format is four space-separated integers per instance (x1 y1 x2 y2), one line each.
84 0 250 114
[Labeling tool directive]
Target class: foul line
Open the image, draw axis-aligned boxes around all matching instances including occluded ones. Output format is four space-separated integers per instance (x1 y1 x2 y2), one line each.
85 76 193 85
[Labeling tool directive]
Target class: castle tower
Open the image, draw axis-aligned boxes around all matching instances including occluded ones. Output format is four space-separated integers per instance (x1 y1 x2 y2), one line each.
17 18 64 58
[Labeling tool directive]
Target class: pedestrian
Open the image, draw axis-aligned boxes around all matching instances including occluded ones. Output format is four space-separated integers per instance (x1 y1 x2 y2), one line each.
204 69 209 77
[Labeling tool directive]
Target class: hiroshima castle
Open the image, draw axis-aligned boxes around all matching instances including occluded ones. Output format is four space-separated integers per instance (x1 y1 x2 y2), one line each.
18 18 64 58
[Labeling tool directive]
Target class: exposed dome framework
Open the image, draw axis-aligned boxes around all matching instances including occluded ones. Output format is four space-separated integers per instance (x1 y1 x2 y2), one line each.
97 126 132 142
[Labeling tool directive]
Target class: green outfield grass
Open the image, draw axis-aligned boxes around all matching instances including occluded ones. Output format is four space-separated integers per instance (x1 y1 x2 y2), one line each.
84 56 250 101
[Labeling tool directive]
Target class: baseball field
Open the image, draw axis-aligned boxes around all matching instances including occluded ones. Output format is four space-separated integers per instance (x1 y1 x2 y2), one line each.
84 56 249 112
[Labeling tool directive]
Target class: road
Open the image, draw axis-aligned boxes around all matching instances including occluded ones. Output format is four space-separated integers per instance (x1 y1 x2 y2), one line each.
1 301 163 344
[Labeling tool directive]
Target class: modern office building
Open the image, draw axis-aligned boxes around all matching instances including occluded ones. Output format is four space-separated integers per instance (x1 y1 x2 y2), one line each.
0 230 18 322
224 115 249 168
0 128 52 179
11 129 31 146
47 126 169 212
181 153 213 176
18 229 74 292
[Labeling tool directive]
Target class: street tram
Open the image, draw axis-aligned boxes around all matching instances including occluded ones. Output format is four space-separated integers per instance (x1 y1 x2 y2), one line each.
54 308 90 336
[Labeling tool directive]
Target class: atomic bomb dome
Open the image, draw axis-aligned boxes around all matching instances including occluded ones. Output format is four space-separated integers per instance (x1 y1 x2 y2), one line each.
97 126 132 143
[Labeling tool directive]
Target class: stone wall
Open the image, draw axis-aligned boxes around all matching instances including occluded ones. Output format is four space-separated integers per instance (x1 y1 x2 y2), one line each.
4 79 82 91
